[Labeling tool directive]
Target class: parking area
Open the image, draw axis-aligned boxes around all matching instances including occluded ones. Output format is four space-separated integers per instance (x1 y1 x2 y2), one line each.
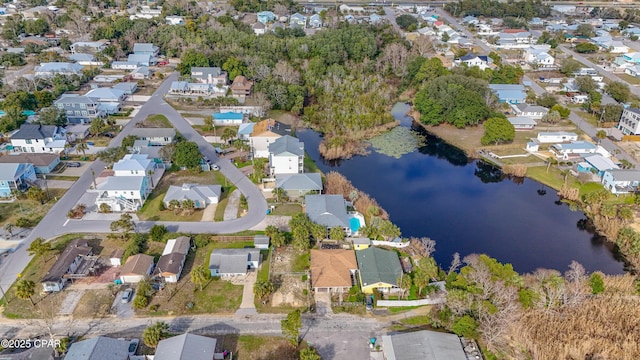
111 289 135 318
57 161 93 176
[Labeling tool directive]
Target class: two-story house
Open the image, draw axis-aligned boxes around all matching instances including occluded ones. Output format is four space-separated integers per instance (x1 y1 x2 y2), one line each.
257 11 276 24
602 169 640 195
0 163 36 197
190 67 228 85
10 124 67 153
524 45 555 67
268 135 304 175
617 108 640 135
453 53 492 70
113 154 157 186
96 175 150 212
290 13 307 28
249 119 291 158
54 94 104 124
230 75 253 98
132 43 159 57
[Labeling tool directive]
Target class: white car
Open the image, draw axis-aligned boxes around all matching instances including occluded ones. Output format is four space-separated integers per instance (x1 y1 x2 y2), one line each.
211 164 220 171
121 288 133 303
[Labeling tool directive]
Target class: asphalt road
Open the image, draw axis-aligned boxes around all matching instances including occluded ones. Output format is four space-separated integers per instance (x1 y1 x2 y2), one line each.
0 72 267 293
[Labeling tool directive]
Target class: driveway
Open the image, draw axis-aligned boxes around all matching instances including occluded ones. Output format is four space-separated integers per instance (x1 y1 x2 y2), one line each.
314 291 333 317
58 290 84 316
111 289 134 318
235 271 258 316
223 189 241 221
200 203 217 221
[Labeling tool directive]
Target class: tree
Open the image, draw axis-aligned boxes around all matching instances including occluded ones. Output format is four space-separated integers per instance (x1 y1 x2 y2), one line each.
177 49 209 75
26 186 46 204
271 230 287 247
203 116 213 131
551 104 570 118
89 118 106 136
110 213 135 239
281 309 302 346
149 224 167 241
574 43 599 54
168 199 181 215
194 234 211 248
254 279 275 300
190 264 211 291
452 315 479 338
560 58 582 76
589 273 605 294
221 127 237 143
181 199 195 215
541 110 561 124
396 14 418 30
300 347 322 360
329 227 345 241
75 142 88 156
272 187 286 203
398 275 412 300
15 279 36 306
27 237 51 258
38 107 67 126
481 117 515 146
596 130 607 144
173 141 201 169
4 223 14 238
142 321 170 348
310 223 326 242
222 57 247 80
536 92 558 108
575 76 598 94
605 81 631 103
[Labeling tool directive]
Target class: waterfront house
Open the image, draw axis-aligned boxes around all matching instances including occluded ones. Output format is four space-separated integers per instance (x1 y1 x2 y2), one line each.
249 119 291 158
511 103 549 120
268 135 304 175
617 108 640 135
352 238 371 250
209 248 261 277
119 254 154 284
311 249 357 294
550 141 597 160
10 124 66 153
0 163 36 197
163 183 222 209
356 247 403 294
602 169 640 195
154 334 217 360
0 153 59 174
41 239 94 292
382 330 468 360
274 173 323 198
212 112 244 126
305 194 351 235
577 154 619 177
154 236 190 283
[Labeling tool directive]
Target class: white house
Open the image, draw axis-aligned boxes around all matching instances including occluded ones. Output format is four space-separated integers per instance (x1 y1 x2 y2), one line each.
163 184 222 209
453 53 492 70
617 108 640 135
268 135 304 175
602 169 640 195
165 15 185 25
508 117 537 130
70 40 108 54
85 87 127 103
209 248 261 277
112 154 156 181
536 132 578 143
34 62 84 77
119 254 154 284
191 67 228 85
252 22 266 35
511 103 549 120
550 141 597 160
10 124 66 153
130 128 176 145
249 119 291 158
111 61 140 70
212 112 244 126
524 45 555 67
96 176 150 212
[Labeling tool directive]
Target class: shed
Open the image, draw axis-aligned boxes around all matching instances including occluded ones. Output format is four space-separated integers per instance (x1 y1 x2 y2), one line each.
109 249 124 266
253 235 270 249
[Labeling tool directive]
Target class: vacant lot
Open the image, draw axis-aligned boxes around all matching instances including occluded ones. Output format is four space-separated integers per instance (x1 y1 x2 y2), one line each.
0 189 67 229
141 114 172 128
268 247 310 309
73 289 115 317
234 335 299 360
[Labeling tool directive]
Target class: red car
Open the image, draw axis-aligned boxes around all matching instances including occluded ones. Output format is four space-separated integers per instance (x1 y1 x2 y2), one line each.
157 61 169 66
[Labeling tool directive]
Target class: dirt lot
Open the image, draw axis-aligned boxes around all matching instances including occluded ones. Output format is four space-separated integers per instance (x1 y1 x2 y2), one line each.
617 141 640 163
269 247 309 308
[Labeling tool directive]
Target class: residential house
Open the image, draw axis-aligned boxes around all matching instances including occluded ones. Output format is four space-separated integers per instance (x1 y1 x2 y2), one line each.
537 132 579 143
95 176 149 212
112 82 138 95
309 14 322 28
166 15 185 25
462 15 478 25
274 173 323 198
209 248 261 277
132 43 159 57
253 22 266 35
257 11 276 24
496 30 532 49
577 154 619 177
119 254 154 284
290 13 307 28
477 23 498 36
352 238 371 250
127 53 154 67
453 53 492 70
230 75 253 97
41 239 94 292
356 247 403 294
54 95 104 124
163 183 222 209
249 119 291 158
268 135 304 175
154 237 191 283
550 141 597 160
382 330 468 360
169 81 227 97
511 103 549 120
85 87 126 104
69 40 109 54
0 163 36 197
238 122 255 140
130 128 176 145
305 194 351 235
68 53 103 66
130 6 162 20
154 334 217 360
113 154 156 181
65 124 90 141
524 45 555 67
109 249 123 266
111 61 140 70
602 169 640 195
191 67 228 85
131 66 152 80
488 84 527 104
508 116 537 130
254 235 270 249
573 67 598 76
10 124 66 153
64 336 130 360
0 153 59 174
311 249 357 293
212 112 244 126
591 36 629 53
617 108 640 135
34 62 83 77
624 65 640 78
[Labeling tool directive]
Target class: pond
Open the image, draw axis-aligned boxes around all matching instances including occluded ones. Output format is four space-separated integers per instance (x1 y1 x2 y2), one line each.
297 103 626 274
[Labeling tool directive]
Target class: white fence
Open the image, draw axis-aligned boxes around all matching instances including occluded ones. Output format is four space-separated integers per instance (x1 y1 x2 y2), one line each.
371 240 410 248
377 297 446 307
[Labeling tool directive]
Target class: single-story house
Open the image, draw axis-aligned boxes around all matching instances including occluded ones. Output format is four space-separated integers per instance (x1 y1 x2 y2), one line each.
163 183 222 209
0 153 59 174
602 169 640 195
577 154 619 177
550 141 597 160
305 194 351 235
537 132 578 143
130 128 176 146
41 239 94 292
109 249 124 266
209 248 261 277
212 112 244 126
382 330 468 360
356 247 403 294
119 254 154 284
311 249 357 293
508 116 537 130
65 124 90 141
65 336 130 360
112 82 138 95
112 61 140 70
275 173 323 198
34 62 83 77
154 334 217 360
254 235 270 249
488 84 527 104
154 236 190 283
352 238 371 251
511 103 549 120
131 66 152 80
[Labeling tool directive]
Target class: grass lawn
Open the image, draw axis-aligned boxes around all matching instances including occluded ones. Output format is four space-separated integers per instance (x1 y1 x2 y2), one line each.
142 114 172 128
270 204 302 216
235 335 299 360
387 306 422 314
73 289 115 317
304 153 321 173
0 189 67 228
291 252 310 272
574 110 599 128
526 166 579 191
257 249 271 282
214 197 230 221
399 315 432 326
618 73 640 85
138 189 204 221
43 175 80 181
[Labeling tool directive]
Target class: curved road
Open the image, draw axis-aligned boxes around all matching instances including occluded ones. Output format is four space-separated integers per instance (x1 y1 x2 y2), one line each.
0 72 267 291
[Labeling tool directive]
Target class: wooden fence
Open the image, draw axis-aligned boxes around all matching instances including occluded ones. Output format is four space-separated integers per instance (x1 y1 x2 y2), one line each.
210 235 255 242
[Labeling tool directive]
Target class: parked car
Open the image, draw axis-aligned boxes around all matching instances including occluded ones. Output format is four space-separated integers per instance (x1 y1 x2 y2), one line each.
157 61 169 66
66 162 81 167
211 164 220 171
100 132 115 138
121 288 133 303
366 295 373 311
203 156 211 163
128 339 139 355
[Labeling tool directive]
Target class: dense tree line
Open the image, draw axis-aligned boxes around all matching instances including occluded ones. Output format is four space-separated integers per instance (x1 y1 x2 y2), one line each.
445 0 550 20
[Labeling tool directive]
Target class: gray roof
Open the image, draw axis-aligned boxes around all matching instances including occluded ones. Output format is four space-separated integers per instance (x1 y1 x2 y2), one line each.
488 84 525 91
0 163 26 181
155 252 185 276
163 184 221 205
120 253 154 276
99 176 144 191
133 43 158 53
268 135 304 156
112 82 137 92
12 124 60 139
352 237 371 245
113 154 153 172
130 127 175 138
42 239 92 283
382 330 466 360
209 248 260 275
585 155 618 171
0 153 59 167
55 94 97 105
191 67 222 77
608 169 640 182
355 247 402 287
275 173 322 192
254 235 270 245
508 117 537 126
132 66 151 76
35 62 83 74
85 87 125 100
305 194 349 228
552 141 596 151
154 333 216 360
515 103 549 113
624 108 640 115
128 53 152 64
68 53 95 62
65 336 130 360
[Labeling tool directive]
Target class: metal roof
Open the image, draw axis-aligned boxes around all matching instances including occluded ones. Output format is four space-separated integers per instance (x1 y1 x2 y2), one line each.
268 135 304 156
275 173 322 191
607 169 640 182
508 117 537 125
584 155 618 171
305 194 349 228
65 336 130 360
99 176 144 191
130 128 176 138
382 330 467 360
163 184 221 205
154 334 217 360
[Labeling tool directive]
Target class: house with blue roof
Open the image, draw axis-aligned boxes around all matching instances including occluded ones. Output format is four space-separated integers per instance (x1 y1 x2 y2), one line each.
0 163 36 197
621 52 640 65
488 84 527 104
238 122 255 140
577 154 619 177
128 53 154 66
212 112 244 126
257 11 275 24
550 141 597 160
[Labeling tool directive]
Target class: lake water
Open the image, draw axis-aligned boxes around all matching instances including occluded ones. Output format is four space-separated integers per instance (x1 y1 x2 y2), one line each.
297 103 626 274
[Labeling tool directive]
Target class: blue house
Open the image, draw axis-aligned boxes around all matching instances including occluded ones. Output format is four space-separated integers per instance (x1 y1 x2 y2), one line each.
488 84 527 104
212 112 244 126
257 11 275 24
577 154 619 177
0 163 37 197
602 169 640 195
0 153 60 174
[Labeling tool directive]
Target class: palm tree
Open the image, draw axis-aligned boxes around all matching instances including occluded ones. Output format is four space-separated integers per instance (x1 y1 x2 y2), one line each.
561 169 571 185
76 142 88 156
190 264 211 291
181 199 195 215
168 199 181 215
221 127 237 144
4 223 14 238
596 130 607 144
15 279 35 306
272 187 286 203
